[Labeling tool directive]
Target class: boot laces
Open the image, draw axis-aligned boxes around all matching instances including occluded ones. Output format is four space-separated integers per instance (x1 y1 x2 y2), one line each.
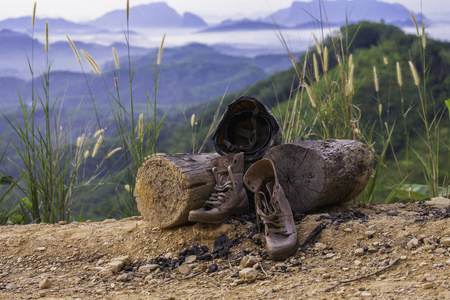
205 166 236 208
255 187 288 235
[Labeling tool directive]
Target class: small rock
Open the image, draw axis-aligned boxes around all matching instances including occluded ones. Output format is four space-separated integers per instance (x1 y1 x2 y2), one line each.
406 238 419 250
39 277 52 289
139 264 159 273
323 273 331 279
354 248 364 256
314 242 327 251
58 221 67 225
116 274 131 282
354 260 362 266
240 255 258 268
275 263 287 268
424 197 450 209
107 261 125 274
185 255 197 264
435 248 446 254
361 291 372 297
365 231 375 237
103 218 117 223
178 263 192 275
440 238 450 247
97 267 114 278
387 210 398 216
38 291 47 297
422 244 435 251
239 268 258 281
367 247 378 253
422 282 434 289
324 253 335 259
344 228 353 232
208 263 218 273
111 255 132 265
36 247 46 252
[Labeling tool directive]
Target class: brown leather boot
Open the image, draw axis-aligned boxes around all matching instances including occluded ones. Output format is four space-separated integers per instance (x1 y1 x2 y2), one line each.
244 159 298 260
188 152 249 223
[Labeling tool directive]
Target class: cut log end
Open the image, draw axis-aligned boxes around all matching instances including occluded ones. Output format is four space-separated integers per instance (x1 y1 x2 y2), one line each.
135 153 219 228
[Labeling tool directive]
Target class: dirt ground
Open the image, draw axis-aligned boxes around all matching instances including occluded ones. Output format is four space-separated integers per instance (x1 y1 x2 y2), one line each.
1 200 449 300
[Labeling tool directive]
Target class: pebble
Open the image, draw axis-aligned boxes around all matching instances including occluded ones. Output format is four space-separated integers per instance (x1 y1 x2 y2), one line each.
116 274 131 282
387 210 398 216
361 291 372 297
97 267 114 278
39 277 52 289
367 247 378 253
441 238 450 247
139 264 159 273
314 242 327 251
344 228 353 232
323 273 331 279
354 248 364 256
435 248 446 254
275 263 287 268
107 261 125 274
324 253 335 259
365 231 375 236
240 255 258 268
354 260 362 266
239 268 258 281
185 255 197 264
422 282 434 289
178 263 192 275
38 291 47 297
406 238 419 250
58 221 67 225
36 247 46 252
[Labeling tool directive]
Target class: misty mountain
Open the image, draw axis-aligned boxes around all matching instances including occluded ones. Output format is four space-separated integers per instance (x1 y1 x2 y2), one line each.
0 29 152 79
202 19 283 33
0 43 295 112
0 17 99 33
266 0 425 28
88 2 207 30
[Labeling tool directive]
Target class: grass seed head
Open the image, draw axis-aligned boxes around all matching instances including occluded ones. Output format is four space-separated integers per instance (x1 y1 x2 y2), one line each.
66 35 81 64
138 113 144 142
112 47 120 69
313 53 320 82
157 34 166 65
32 2 37 26
92 135 103 158
373 66 379 92
396 61 403 87
409 60 420 86
45 21 49 53
410 12 420 37
106 147 122 159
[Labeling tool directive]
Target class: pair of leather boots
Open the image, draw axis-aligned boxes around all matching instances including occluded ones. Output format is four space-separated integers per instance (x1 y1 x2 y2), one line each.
188 153 298 260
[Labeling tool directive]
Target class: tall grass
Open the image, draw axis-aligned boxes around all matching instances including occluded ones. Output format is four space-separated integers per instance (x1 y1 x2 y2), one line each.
276 10 449 202
1 1 167 223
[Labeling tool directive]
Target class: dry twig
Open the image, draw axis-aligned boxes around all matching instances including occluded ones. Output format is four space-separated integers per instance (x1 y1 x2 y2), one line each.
325 258 400 292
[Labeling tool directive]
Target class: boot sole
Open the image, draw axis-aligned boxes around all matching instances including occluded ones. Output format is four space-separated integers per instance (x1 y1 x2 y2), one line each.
188 206 249 224
267 238 299 261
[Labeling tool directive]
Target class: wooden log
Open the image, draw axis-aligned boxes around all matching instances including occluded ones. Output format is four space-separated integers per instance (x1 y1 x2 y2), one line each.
263 139 373 213
135 153 219 228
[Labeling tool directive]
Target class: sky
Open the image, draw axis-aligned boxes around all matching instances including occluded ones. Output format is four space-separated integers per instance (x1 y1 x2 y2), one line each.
0 0 448 24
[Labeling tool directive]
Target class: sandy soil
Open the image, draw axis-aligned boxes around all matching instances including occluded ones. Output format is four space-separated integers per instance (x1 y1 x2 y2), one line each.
0 201 449 300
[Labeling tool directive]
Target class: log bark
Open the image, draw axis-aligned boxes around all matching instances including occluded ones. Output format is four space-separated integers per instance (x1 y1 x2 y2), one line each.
263 139 373 213
135 153 219 228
